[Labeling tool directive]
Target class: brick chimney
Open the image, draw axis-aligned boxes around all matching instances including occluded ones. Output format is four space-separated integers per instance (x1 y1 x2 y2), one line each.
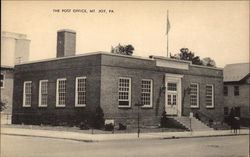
56 29 76 57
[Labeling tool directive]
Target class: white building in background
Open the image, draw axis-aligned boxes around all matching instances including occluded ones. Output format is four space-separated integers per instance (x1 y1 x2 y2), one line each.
1 31 30 124
1 31 30 66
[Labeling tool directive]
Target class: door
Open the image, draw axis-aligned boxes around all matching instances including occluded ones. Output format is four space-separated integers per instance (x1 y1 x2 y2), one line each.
166 82 178 115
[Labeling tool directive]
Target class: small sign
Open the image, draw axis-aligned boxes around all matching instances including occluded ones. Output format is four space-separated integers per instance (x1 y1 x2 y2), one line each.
105 119 114 125
189 112 193 118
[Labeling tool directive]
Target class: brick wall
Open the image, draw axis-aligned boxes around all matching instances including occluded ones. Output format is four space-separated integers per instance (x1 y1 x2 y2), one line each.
100 54 224 126
12 54 102 125
12 53 224 126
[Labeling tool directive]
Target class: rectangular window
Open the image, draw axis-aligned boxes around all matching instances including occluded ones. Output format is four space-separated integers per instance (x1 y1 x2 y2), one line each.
0 73 4 88
141 79 153 107
39 80 48 107
75 77 86 107
234 86 239 96
223 86 228 96
23 81 32 107
167 83 177 91
206 84 214 108
224 107 229 115
118 77 131 108
190 83 199 108
56 78 66 107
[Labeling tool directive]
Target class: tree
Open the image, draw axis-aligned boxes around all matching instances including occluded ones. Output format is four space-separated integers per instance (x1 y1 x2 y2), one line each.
160 110 168 128
0 100 7 112
111 44 134 56
93 106 105 129
170 48 203 65
202 57 216 67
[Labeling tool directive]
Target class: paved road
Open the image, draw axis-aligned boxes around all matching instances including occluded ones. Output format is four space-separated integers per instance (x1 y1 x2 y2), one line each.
1 134 249 157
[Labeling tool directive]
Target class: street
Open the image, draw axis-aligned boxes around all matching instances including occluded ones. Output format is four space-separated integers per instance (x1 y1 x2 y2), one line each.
1 134 249 157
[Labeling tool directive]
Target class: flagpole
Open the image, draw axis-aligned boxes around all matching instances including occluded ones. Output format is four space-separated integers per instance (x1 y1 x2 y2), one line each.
167 10 169 58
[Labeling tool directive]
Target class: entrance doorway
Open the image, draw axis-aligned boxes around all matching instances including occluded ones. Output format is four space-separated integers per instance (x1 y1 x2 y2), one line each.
165 74 183 116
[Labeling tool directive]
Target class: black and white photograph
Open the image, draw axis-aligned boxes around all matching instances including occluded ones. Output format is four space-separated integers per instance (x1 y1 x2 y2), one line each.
1 1 249 157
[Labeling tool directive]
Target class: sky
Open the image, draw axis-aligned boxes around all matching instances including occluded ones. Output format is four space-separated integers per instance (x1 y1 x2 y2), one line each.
2 1 249 67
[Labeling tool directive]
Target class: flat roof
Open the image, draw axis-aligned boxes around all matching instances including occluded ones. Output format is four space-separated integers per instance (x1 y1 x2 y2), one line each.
16 51 222 70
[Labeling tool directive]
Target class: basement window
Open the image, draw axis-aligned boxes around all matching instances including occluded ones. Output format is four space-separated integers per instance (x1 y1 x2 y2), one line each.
23 81 32 107
118 77 131 108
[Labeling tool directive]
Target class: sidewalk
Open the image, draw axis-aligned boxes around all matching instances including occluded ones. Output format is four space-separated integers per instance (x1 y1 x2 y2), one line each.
1 127 249 142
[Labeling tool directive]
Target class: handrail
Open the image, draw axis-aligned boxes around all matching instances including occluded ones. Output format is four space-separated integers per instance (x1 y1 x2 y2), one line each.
182 107 214 124
195 110 213 121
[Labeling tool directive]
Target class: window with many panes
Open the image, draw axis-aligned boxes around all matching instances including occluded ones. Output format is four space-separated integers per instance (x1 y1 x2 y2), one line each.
0 73 4 88
206 84 214 108
118 77 131 107
56 78 66 107
224 107 229 115
234 86 239 96
167 83 177 91
75 77 86 107
23 81 32 107
167 82 177 106
224 86 228 96
141 79 153 107
190 83 199 108
39 80 48 107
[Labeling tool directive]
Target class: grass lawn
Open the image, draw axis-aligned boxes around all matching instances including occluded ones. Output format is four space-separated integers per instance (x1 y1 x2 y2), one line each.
1 124 187 134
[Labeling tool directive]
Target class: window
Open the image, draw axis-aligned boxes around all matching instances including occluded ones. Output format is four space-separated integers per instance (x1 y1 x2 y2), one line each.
39 80 48 107
56 78 66 107
0 73 4 88
234 86 239 96
224 107 229 115
206 84 214 108
224 86 228 96
167 83 177 91
167 82 178 106
141 79 153 107
23 81 32 107
118 77 131 108
75 77 86 107
190 83 199 108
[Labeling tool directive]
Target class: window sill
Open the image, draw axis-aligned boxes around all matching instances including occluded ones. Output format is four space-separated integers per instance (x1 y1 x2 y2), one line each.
56 105 66 108
75 104 86 107
206 106 214 109
141 105 153 109
38 105 47 108
190 106 199 109
22 105 31 108
118 106 131 109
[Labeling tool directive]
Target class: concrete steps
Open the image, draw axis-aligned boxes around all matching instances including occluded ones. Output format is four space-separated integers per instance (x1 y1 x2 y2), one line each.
171 116 214 131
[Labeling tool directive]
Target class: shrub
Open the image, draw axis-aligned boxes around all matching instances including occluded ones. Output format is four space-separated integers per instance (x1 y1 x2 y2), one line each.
79 120 89 130
104 123 114 131
160 111 168 128
93 106 104 129
118 123 127 130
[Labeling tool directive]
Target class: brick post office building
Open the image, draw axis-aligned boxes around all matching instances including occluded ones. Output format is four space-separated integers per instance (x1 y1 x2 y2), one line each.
12 30 224 127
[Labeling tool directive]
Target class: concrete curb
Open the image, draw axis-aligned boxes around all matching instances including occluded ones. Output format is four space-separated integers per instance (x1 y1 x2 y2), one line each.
1 127 249 142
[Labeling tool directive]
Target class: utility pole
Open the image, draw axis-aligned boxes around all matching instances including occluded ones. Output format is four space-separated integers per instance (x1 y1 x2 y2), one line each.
135 102 143 138
166 10 170 57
